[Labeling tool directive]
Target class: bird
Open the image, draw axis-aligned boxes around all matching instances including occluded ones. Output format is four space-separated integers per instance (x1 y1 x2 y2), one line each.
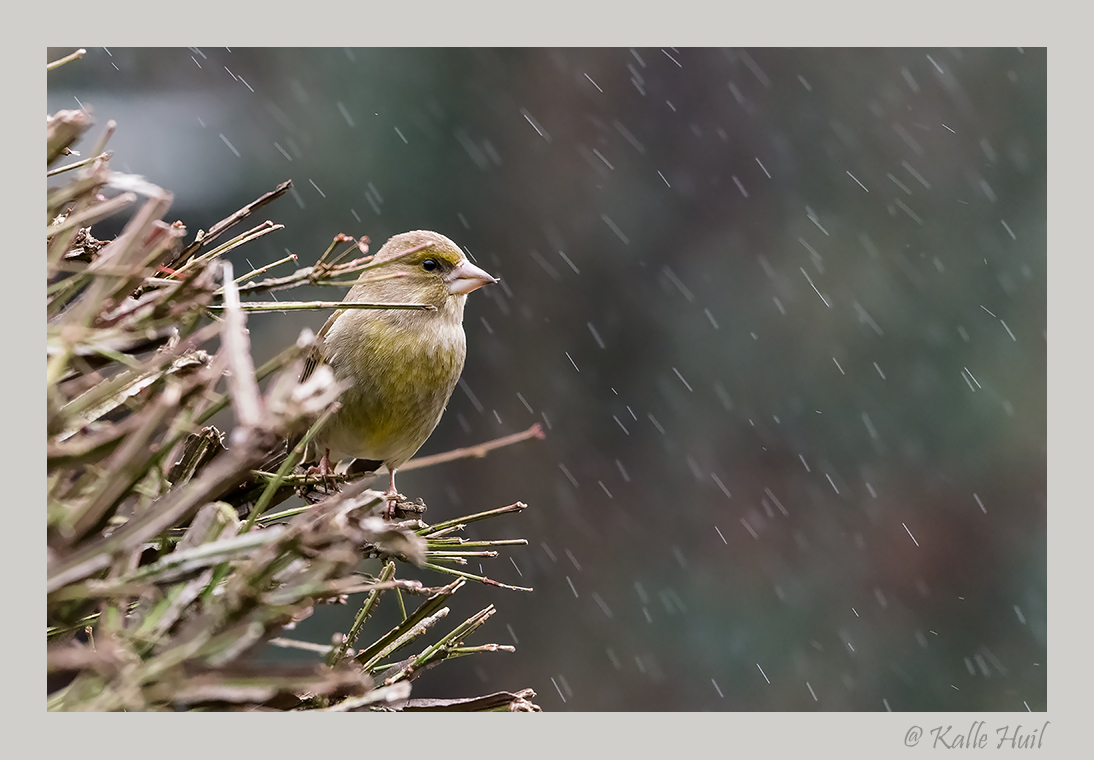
301 230 497 515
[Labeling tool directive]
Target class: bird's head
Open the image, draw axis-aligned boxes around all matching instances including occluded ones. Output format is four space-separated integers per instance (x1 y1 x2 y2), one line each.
354 230 497 316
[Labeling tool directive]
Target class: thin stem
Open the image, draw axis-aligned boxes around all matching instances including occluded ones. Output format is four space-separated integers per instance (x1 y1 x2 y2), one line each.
384 606 496 684
420 562 533 592
170 221 283 279
425 538 528 548
447 644 516 656
324 242 369 269
426 550 499 559
314 233 358 270
242 402 341 533
328 562 396 668
228 253 299 286
206 300 435 313
47 151 110 177
400 424 545 472
269 637 343 657
47 48 87 71
255 504 312 524
359 607 449 673
418 502 528 537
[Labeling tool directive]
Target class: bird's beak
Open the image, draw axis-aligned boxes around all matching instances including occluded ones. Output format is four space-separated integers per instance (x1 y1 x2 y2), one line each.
446 260 498 295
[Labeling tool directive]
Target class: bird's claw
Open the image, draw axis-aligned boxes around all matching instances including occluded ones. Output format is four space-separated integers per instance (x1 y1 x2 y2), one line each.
305 450 336 493
382 490 406 519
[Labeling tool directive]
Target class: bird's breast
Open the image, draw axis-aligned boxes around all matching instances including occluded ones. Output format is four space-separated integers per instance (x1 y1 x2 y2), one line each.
319 311 467 465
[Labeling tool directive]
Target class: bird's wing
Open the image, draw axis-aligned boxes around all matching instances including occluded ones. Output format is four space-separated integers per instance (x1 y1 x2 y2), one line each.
292 309 343 463
300 308 343 384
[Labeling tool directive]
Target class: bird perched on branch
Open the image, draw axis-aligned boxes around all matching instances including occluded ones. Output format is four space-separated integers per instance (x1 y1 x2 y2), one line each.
302 230 497 515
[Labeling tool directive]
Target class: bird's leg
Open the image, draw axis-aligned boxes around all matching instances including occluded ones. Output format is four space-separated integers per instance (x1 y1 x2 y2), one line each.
382 468 403 519
306 448 335 493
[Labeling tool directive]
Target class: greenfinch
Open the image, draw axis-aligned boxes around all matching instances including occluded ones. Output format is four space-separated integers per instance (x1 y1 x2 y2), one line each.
302 230 497 514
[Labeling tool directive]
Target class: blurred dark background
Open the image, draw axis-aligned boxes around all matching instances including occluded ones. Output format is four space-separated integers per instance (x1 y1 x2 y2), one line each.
47 47 1046 711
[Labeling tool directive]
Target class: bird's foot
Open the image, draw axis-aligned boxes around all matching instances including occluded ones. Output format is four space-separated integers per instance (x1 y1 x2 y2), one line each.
305 449 336 493
382 488 407 519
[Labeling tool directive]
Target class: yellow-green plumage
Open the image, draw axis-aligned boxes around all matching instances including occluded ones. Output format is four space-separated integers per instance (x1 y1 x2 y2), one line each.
319 305 465 465
303 231 496 494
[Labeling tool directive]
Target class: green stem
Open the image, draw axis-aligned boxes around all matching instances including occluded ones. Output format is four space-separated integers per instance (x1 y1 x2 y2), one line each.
328 562 396 668
425 538 528 548
417 502 527 536
242 403 340 533
421 562 533 592
47 48 87 71
205 300 435 313
47 151 110 177
228 253 299 286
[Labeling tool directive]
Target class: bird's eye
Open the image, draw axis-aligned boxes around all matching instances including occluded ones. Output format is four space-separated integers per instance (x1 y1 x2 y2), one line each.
421 259 439 272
